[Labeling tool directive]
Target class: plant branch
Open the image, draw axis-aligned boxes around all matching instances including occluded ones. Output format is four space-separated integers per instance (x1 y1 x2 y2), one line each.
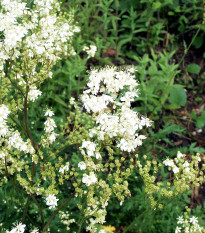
30 194 45 229
42 190 78 233
122 209 150 233
24 88 38 151
22 195 31 223
4 158 26 194
178 25 202 68
5 59 25 97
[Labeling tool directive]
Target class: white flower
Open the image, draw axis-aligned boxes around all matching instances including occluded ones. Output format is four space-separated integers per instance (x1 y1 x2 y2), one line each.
48 132 57 143
69 97 75 105
175 226 181 233
141 116 152 127
177 151 184 159
82 141 96 157
45 109 54 117
44 118 56 133
183 161 189 167
83 45 97 58
82 172 97 186
99 230 107 233
190 216 198 225
30 228 39 233
0 105 10 120
177 216 184 224
9 222 26 233
78 161 86 170
59 164 69 174
28 86 42 102
163 158 175 168
96 152 101 159
46 194 59 209
0 152 6 159
173 166 179 174
8 131 30 153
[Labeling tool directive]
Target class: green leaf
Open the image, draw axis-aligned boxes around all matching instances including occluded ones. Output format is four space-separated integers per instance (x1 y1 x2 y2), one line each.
51 95 67 108
152 2 161 10
196 110 205 128
192 35 204 49
186 63 200 74
169 87 187 107
191 111 197 120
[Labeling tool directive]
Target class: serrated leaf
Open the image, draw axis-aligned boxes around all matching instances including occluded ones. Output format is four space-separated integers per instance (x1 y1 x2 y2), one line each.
169 87 187 107
186 63 200 74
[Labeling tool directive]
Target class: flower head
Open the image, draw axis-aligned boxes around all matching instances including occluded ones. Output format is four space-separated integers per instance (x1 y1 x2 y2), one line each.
46 194 59 209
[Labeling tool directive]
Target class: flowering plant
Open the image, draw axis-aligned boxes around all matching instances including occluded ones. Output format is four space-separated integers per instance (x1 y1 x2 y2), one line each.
1 0 205 233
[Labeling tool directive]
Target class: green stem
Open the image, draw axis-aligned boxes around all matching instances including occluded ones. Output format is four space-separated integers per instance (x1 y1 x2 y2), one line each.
77 218 85 233
4 158 26 194
122 209 150 233
22 196 31 223
178 25 202 68
30 194 45 229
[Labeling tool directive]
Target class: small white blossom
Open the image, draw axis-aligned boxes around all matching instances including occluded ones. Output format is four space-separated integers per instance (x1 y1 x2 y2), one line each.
175 226 181 233
173 166 179 174
59 164 69 174
96 152 101 159
28 86 42 102
0 105 10 120
44 118 56 133
78 161 86 170
190 216 198 225
48 132 57 143
82 141 96 157
45 109 54 117
177 151 184 159
177 216 184 224
8 222 26 233
69 97 75 105
82 172 97 186
46 194 59 209
83 45 97 58
30 228 39 233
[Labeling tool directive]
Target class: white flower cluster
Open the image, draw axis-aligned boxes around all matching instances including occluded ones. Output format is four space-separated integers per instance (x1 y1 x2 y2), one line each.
82 67 151 153
0 105 35 156
59 211 75 231
0 105 10 138
0 0 79 102
163 151 201 175
83 45 97 58
28 86 42 102
79 140 102 186
175 215 204 233
82 141 97 157
8 131 35 154
41 110 58 146
46 194 59 209
86 209 107 233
